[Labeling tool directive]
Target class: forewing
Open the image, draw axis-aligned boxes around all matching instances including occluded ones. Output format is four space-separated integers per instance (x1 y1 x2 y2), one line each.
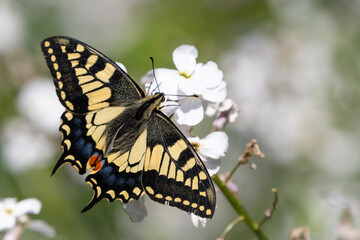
143 112 216 218
41 36 144 113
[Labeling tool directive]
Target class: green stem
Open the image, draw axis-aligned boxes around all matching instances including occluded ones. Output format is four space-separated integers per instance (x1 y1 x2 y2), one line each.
220 216 244 240
225 161 242 183
259 188 278 227
213 174 269 240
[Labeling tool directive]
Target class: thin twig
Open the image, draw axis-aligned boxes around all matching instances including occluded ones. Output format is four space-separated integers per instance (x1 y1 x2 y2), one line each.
219 216 244 240
259 188 278 226
225 139 264 183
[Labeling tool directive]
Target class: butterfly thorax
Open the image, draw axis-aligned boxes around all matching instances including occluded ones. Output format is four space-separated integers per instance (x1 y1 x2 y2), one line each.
135 93 164 120
105 93 164 155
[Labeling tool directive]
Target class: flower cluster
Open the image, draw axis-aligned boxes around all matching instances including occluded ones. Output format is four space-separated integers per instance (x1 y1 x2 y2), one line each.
141 45 227 126
120 45 238 225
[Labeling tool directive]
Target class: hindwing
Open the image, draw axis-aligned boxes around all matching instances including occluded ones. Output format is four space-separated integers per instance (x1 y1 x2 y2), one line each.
55 106 126 175
41 36 144 113
143 112 216 218
83 128 148 212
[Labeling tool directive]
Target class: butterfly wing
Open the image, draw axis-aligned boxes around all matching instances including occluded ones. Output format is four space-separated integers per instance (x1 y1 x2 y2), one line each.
56 106 127 175
83 116 147 211
41 36 145 175
142 112 216 218
41 36 144 114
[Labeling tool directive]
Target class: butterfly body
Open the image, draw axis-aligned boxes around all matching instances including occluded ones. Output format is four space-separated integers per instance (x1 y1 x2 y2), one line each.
41 36 215 218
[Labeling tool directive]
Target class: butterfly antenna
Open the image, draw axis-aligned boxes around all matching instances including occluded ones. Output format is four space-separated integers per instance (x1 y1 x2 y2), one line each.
150 57 161 94
165 93 199 99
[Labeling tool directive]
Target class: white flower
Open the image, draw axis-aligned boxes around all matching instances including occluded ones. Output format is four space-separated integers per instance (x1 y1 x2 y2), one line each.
25 219 55 238
122 197 147 222
0 198 55 239
0 198 41 231
206 98 240 130
1 118 57 173
191 213 207 228
141 45 227 126
17 78 63 135
0 0 24 53
188 131 228 176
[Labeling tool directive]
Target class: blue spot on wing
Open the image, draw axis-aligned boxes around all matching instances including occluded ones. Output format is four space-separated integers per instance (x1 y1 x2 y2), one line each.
99 166 113 178
74 129 82 138
75 138 85 150
127 178 135 186
82 143 93 158
73 118 82 127
117 178 125 186
106 174 116 185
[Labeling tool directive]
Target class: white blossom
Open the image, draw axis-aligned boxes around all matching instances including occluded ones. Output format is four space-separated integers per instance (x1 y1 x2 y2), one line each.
1 118 57 173
122 197 147 222
206 98 239 130
16 78 63 135
141 44 227 126
0 198 54 239
0 0 24 53
0 198 40 231
191 213 207 228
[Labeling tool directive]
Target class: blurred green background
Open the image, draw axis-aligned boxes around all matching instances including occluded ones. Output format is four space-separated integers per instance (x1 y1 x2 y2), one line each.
1 0 360 239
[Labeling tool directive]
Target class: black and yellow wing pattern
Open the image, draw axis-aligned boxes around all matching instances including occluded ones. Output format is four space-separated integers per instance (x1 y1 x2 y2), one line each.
41 36 216 218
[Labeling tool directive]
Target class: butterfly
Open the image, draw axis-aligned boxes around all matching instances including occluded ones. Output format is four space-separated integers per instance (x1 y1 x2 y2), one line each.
41 36 216 218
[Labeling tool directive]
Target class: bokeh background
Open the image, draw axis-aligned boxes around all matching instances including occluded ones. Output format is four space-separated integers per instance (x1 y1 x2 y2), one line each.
1 0 360 239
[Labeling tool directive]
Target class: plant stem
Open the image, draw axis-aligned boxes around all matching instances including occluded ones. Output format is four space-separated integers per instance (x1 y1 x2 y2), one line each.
225 161 241 183
213 174 269 240
219 216 244 240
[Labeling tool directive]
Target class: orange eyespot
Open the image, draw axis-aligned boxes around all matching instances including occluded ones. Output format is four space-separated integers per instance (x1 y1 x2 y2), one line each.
89 154 104 172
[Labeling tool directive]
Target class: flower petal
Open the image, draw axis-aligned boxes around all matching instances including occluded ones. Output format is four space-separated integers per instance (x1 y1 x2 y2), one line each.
16 78 63 135
14 198 41 217
198 131 228 159
192 61 223 89
197 152 220 176
177 75 201 95
202 81 227 103
0 212 16 231
191 213 207 227
198 158 221 177
173 45 198 75
122 197 147 222
205 102 218 117
174 97 204 126
160 100 179 117
115 62 127 73
0 198 17 231
3 224 22 240
141 68 181 100
27 220 56 237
